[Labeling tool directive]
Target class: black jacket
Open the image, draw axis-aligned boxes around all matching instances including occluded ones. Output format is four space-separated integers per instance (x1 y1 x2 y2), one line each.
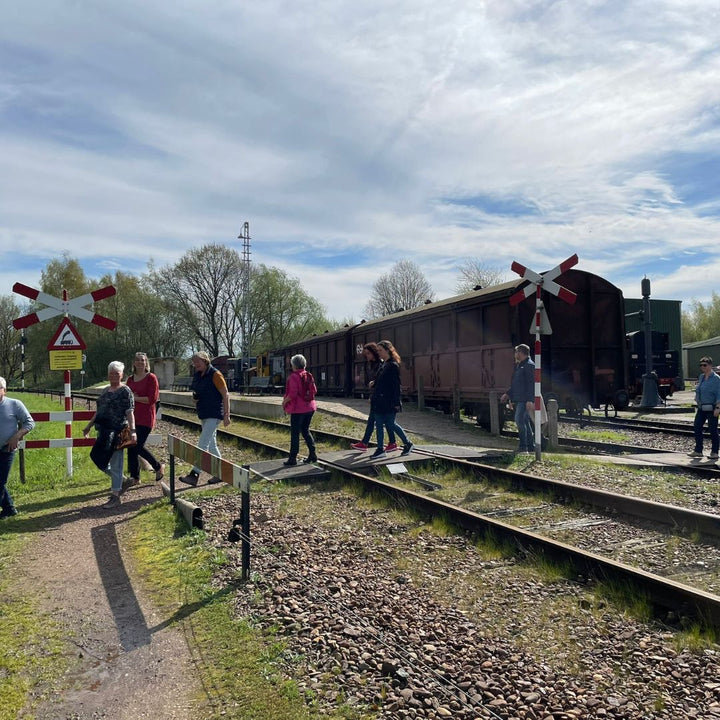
371 360 402 414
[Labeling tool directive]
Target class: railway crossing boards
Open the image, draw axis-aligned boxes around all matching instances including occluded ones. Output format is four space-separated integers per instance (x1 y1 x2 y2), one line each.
12 282 117 331
510 254 578 335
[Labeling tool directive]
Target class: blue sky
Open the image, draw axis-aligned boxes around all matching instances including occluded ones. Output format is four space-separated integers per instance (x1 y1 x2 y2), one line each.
2 1 719 322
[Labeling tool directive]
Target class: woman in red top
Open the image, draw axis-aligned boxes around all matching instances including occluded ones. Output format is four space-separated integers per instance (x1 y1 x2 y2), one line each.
125 352 164 485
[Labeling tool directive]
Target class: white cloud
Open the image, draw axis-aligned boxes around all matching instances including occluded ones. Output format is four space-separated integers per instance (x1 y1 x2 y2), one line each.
1 0 720 323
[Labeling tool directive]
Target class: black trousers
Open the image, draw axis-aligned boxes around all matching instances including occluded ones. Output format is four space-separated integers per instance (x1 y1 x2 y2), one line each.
127 425 161 478
289 412 316 459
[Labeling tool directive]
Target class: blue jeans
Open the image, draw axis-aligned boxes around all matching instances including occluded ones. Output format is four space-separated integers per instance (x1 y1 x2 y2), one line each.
515 402 535 451
362 410 395 445
193 417 222 473
374 412 409 450
694 410 719 454
104 449 125 493
0 450 17 513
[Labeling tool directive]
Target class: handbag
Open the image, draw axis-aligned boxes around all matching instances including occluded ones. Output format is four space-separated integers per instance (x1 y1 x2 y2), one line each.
115 426 137 450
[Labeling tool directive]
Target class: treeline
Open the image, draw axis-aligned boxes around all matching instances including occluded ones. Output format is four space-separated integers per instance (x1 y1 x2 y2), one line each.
0 247 339 388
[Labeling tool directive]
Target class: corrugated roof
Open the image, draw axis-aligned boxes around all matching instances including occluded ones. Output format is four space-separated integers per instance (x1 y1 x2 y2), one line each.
683 336 720 349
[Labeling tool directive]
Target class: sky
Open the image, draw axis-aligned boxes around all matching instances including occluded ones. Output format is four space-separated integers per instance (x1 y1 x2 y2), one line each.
2 1 720 324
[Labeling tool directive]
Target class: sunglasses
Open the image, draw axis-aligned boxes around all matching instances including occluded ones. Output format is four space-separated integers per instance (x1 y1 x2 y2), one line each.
700 363 709 367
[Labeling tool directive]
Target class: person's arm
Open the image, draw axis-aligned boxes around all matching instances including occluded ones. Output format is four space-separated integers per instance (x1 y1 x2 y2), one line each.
7 402 35 450
125 408 137 440
83 412 97 438
213 373 231 426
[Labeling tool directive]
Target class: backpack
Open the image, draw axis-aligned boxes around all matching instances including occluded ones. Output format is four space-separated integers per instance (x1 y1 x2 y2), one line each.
301 371 317 402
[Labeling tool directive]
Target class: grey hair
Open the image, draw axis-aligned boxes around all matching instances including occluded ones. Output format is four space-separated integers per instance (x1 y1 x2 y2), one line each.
108 361 125 375
291 354 307 370
0 377 6 390
515 344 531 357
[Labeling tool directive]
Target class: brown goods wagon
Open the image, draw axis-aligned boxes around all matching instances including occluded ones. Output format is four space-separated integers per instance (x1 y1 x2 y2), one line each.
350 269 628 424
283 325 355 395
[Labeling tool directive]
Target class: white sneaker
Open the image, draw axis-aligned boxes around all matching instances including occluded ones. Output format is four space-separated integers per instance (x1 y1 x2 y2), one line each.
687 450 703 457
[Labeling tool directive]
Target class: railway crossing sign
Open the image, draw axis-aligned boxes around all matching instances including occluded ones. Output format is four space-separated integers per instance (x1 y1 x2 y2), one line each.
509 253 579 460
47 317 86 371
12 282 117 330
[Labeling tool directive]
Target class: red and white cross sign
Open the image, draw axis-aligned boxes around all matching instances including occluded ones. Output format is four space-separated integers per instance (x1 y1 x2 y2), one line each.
12 283 117 330
508 253 579 460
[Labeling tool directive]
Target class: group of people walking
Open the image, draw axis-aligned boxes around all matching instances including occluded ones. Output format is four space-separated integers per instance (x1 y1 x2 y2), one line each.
349 340 414 459
279 339 415 465
82 353 166 507
5 343 720 515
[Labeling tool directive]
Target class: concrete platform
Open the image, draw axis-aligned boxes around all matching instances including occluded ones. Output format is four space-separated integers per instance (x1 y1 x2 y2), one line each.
579 450 720 471
322 448 423 468
246 459 330 481
419 444 509 460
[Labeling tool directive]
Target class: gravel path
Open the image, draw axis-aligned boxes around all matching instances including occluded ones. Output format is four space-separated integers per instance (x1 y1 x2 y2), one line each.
17 482 199 719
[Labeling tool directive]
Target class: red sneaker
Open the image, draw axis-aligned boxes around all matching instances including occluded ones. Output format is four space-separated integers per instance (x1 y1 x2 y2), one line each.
350 442 369 450
384 442 398 452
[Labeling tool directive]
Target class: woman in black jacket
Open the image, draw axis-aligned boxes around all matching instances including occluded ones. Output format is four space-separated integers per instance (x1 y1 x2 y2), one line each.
370 340 413 459
350 342 396 451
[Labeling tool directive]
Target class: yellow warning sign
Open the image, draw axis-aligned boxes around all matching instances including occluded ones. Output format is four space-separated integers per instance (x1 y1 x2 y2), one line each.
49 350 83 370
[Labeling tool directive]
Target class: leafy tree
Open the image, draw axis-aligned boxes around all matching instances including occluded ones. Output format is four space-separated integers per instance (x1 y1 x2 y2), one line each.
363 260 434 319
0 295 22 382
455 259 508 294
251 265 332 350
682 293 720 343
152 244 245 357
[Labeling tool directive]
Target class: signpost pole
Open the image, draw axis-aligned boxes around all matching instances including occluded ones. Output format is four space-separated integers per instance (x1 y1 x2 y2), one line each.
534 287 543 460
62 290 73 477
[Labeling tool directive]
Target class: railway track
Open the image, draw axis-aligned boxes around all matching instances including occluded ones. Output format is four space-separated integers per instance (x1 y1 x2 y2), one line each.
158 406 720 631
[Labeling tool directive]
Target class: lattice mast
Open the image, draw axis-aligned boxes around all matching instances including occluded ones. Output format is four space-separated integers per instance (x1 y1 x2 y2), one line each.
238 222 251 381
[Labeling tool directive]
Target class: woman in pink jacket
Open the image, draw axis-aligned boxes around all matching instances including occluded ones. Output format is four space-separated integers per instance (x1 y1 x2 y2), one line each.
282 354 317 465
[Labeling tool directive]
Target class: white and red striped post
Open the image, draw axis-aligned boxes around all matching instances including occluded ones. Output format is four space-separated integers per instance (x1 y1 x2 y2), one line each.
533 286 543 460
63 291 73 475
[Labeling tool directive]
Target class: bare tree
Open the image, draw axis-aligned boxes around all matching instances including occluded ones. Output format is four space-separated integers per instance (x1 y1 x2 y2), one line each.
152 244 244 357
455 259 507 294
363 260 434 319
0 295 22 381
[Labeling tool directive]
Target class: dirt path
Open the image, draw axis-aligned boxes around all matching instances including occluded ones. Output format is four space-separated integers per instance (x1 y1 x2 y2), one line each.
18 483 200 720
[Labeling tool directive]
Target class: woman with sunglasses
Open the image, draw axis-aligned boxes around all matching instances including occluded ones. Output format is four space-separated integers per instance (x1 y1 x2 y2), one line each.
688 356 720 460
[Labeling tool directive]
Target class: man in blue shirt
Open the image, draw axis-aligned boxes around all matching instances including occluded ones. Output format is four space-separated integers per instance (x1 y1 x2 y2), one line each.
688 356 720 459
0 377 35 519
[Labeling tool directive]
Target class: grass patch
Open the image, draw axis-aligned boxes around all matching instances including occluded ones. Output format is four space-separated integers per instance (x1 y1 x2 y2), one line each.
594 578 654 624
126 500 358 719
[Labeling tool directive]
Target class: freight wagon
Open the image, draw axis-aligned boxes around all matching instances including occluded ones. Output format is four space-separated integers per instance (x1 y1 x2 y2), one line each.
276 269 630 428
